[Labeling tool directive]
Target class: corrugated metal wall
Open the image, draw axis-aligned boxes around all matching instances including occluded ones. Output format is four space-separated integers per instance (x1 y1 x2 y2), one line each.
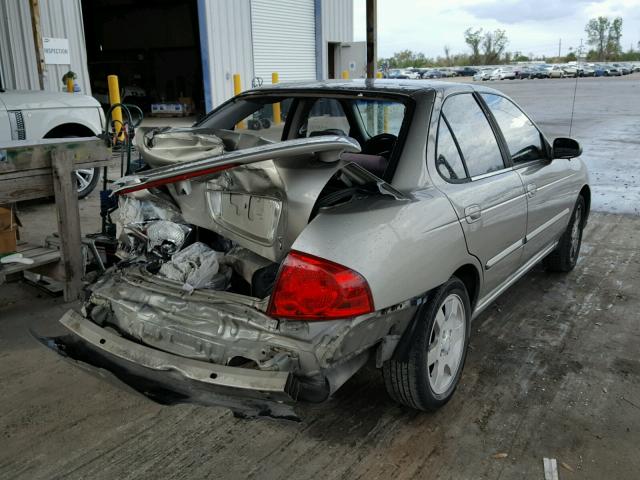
198 0 353 110
198 0 254 111
251 0 316 84
0 0 90 94
321 0 354 79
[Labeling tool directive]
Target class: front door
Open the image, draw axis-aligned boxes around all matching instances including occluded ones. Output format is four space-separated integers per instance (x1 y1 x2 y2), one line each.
479 93 576 262
432 93 528 297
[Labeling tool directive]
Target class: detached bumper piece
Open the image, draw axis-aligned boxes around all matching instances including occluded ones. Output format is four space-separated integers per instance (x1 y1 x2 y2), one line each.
34 310 301 420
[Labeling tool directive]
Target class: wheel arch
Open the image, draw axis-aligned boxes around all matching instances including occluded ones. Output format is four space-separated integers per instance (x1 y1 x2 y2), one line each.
43 123 96 138
452 263 481 310
579 184 591 226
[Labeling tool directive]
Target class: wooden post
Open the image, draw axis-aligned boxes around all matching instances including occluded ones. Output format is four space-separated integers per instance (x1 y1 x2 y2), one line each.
28 0 46 90
366 0 377 79
51 149 83 302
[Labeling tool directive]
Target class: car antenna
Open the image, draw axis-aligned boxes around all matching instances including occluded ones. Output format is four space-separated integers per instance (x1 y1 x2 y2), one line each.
568 39 583 137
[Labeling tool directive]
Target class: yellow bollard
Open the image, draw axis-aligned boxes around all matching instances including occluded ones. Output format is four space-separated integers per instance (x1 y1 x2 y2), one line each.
107 75 123 141
66 77 74 93
271 72 281 125
341 70 349 79
233 74 245 130
376 72 383 79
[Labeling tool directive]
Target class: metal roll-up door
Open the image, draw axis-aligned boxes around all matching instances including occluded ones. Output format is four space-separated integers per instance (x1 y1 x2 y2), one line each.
251 0 316 84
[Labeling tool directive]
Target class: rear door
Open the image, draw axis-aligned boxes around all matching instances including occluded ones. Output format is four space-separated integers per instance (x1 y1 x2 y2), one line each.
479 93 576 263
432 93 528 297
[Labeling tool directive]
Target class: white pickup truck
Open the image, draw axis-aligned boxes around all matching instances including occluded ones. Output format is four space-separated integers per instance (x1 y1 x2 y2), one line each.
0 87 105 198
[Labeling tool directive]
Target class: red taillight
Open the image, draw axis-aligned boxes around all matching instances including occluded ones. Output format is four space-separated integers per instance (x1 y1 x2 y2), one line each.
116 164 236 195
267 251 374 320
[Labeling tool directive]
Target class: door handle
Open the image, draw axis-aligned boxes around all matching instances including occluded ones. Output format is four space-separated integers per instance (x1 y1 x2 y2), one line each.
526 183 537 197
464 204 482 223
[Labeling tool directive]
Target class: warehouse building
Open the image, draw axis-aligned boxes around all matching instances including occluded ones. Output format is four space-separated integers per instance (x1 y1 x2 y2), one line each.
0 0 354 113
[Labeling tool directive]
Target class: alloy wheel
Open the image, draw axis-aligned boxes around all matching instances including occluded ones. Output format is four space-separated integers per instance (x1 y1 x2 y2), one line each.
427 293 466 395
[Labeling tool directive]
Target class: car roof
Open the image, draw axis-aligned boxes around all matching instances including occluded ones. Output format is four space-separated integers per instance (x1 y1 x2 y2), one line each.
243 79 503 97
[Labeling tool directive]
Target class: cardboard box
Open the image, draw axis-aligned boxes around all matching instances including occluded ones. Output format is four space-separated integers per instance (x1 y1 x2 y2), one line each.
0 204 18 255
0 205 15 232
0 230 17 255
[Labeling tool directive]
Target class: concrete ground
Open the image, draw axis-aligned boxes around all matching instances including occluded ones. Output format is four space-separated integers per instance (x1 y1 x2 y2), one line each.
1 75 639 480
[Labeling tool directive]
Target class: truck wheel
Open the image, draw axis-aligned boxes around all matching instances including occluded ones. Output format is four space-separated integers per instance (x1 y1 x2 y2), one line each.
76 167 101 199
383 277 471 411
543 196 585 272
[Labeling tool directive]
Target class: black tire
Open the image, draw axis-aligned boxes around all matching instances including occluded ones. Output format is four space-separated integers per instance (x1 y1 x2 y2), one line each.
382 277 471 411
76 167 101 199
543 196 586 272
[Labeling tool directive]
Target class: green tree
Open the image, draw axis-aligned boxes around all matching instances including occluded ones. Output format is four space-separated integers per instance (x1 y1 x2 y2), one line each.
464 28 483 64
482 29 509 64
606 17 623 58
381 49 431 68
585 16 623 60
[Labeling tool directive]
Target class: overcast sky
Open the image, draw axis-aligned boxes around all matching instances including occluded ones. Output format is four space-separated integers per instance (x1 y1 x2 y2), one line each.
353 0 640 59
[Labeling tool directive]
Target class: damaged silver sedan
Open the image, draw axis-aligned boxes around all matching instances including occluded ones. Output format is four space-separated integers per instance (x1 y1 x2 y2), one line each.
41 80 590 418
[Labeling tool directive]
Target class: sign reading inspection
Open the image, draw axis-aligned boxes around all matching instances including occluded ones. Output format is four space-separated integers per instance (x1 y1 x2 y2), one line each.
43 37 70 65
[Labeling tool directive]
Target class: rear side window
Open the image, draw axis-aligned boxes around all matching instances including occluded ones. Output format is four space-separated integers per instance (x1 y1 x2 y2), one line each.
442 94 505 177
481 93 546 164
436 119 467 181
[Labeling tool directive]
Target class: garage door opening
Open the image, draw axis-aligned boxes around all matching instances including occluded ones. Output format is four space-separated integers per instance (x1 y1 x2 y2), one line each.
81 0 204 117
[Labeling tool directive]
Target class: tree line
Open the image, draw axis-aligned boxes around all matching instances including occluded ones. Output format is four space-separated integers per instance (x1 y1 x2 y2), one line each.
379 16 640 68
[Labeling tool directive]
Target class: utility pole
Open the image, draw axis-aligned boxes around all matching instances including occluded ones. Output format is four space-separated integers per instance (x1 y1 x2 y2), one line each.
558 38 562 58
28 0 46 90
366 0 377 79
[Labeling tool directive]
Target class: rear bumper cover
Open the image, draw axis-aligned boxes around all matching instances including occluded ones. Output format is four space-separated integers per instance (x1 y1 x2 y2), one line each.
36 310 301 419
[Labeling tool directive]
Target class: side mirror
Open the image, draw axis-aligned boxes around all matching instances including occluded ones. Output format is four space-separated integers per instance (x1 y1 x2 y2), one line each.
553 137 582 159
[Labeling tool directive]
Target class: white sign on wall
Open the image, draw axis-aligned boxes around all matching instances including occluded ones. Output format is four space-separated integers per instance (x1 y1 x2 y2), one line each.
43 37 70 65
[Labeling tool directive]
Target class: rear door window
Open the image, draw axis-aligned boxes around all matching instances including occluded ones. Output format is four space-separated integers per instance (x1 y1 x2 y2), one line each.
481 93 546 164
442 94 505 177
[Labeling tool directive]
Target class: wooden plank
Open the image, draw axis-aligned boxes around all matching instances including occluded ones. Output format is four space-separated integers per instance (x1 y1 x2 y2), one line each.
51 149 83 302
0 174 53 203
0 138 111 175
543 458 559 480
0 245 60 283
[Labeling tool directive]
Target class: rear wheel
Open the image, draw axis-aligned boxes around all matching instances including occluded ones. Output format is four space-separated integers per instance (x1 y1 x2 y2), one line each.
543 196 585 272
383 277 471 411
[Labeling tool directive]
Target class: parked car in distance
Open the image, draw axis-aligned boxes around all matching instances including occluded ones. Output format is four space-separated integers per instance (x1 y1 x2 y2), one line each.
422 69 444 79
387 69 410 79
562 65 578 78
577 65 596 77
454 67 478 77
548 66 565 78
438 68 457 77
490 67 516 80
515 67 535 79
473 69 494 81
611 63 630 75
42 80 591 419
532 66 551 79
0 86 105 198
602 65 622 76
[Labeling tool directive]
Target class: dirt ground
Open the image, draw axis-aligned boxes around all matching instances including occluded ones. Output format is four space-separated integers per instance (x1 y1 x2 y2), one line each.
1 75 639 480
